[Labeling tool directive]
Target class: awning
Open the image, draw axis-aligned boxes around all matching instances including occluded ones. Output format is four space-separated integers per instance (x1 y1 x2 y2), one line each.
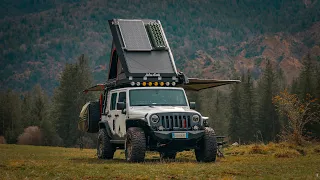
178 78 241 91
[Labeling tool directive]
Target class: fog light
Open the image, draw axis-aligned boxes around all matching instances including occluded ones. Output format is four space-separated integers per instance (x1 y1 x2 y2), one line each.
193 125 199 130
172 82 176 86
158 126 164 131
142 82 147 86
148 82 153 86
154 82 159 86
136 82 141 86
160 82 164 86
130 82 135 86
165 82 170 86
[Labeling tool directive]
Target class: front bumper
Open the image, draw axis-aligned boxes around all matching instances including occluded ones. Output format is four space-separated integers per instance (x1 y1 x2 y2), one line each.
153 130 204 141
150 130 204 151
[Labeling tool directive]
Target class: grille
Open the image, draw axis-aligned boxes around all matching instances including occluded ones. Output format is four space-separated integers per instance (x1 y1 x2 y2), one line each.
159 114 192 130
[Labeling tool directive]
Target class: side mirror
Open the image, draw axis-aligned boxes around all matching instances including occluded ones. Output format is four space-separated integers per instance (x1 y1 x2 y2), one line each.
189 102 196 109
117 102 126 110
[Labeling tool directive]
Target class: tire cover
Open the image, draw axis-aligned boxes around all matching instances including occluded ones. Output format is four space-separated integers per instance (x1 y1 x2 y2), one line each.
78 102 90 132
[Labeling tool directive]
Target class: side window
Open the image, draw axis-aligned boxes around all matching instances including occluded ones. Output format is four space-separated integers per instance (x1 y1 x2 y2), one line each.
110 93 117 110
118 92 126 103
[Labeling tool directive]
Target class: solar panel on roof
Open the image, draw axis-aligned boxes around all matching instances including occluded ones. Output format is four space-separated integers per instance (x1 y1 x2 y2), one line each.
146 23 167 50
118 20 152 51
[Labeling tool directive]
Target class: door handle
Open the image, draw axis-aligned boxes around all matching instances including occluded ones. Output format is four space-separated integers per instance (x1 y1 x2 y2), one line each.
115 114 119 117
107 115 112 117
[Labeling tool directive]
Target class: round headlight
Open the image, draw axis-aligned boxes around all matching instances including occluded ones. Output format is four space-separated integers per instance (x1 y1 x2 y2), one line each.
150 114 160 123
192 114 200 122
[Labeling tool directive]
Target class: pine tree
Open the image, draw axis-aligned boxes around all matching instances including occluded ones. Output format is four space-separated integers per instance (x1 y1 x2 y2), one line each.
52 54 94 147
213 90 223 134
256 60 280 142
298 53 315 100
276 68 287 92
316 66 320 100
29 84 49 127
239 71 256 143
290 79 299 94
212 90 229 135
297 55 320 138
275 67 288 133
0 90 23 143
228 77 241 143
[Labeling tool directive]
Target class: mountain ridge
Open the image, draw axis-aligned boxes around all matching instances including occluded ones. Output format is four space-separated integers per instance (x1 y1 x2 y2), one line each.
1 0 320 93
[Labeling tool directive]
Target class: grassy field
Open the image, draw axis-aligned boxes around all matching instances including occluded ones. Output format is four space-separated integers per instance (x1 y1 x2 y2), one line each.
1 143 320 180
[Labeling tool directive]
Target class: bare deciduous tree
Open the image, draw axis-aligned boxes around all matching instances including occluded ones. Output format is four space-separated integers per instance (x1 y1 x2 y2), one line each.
273 90 320 145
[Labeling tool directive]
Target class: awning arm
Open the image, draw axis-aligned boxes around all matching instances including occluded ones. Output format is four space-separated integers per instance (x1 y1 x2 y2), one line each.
82 84 106 93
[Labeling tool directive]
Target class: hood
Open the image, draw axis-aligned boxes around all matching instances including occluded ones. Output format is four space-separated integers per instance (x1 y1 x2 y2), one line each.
128 106 199 119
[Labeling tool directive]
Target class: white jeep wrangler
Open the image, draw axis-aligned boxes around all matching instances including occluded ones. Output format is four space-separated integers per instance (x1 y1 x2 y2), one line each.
94 86 217 162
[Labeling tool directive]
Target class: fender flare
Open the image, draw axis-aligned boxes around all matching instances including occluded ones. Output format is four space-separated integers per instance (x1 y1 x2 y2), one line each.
125 118 151 135
98 121 113 138
125 118 149 129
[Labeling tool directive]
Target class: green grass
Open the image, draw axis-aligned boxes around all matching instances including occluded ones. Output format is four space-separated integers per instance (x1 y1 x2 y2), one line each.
1 143 320 180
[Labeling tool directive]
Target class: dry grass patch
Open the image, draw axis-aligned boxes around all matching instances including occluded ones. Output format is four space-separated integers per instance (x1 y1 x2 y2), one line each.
273 148 301 158
224 147 246 156
225 144 268 155
248 144 268 155
225 142 308 157
313 145 320 154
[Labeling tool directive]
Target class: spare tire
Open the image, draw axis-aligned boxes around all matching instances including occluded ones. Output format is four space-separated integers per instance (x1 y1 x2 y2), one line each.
78 101 100 133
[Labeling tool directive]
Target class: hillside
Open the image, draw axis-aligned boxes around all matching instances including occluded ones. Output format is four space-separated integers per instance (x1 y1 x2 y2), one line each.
1 0 320 93
1 143 320 179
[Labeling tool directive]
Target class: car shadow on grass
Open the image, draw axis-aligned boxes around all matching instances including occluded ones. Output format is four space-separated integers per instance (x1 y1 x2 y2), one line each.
68 157 197 164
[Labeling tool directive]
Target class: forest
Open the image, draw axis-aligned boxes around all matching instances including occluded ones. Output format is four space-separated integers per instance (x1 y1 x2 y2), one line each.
1 52 319 147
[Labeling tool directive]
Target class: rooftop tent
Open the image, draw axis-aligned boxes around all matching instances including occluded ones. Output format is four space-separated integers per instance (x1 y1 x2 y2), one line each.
107 19 178 84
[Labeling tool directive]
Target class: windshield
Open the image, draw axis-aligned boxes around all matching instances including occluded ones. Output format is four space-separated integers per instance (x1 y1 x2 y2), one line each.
129 89 188 106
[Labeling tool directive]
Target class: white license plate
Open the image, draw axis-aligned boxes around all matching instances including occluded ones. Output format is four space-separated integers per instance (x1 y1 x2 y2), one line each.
172 132 188 139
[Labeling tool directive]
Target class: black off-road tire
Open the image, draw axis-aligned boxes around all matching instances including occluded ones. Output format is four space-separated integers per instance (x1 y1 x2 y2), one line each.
88 101 100 133
195 127 217 162
160 151 177 160
97 128 115 159
125 127 146 162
